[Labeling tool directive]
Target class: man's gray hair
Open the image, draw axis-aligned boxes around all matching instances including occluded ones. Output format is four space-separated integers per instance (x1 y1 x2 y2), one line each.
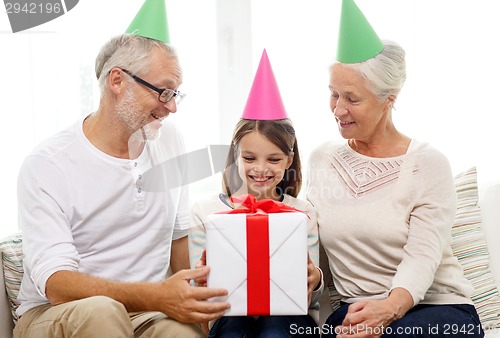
95 34 178 93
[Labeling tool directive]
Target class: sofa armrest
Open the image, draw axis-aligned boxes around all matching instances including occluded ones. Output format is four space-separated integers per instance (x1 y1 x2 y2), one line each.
0 258 15 338
479 180 500 285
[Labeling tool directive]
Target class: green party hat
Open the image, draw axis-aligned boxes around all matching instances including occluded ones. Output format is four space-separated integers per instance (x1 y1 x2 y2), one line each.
337 0 384 63
126 0 170 43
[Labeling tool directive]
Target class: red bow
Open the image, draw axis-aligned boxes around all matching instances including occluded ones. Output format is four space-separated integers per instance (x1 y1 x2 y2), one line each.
219 194 307 216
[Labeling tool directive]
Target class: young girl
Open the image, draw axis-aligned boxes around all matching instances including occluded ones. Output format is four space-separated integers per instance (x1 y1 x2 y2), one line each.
189 118 323 338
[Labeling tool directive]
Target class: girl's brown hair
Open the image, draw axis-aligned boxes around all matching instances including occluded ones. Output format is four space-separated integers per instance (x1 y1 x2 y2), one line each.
222 118 302 198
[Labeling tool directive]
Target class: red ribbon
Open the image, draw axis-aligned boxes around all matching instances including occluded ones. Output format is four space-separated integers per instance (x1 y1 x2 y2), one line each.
216 194 306 315
246 214 270 315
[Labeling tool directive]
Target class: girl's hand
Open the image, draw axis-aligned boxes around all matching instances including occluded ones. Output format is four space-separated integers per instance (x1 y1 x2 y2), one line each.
194 250 208 286
307 253 321 305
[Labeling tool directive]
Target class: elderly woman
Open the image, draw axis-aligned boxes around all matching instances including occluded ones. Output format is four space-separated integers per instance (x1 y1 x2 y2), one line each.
307 1 484 338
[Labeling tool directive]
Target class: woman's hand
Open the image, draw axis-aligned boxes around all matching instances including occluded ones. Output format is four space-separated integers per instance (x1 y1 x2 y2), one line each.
307 253 321 305
193 250 208 286
335 288 413 338
335 300 396 338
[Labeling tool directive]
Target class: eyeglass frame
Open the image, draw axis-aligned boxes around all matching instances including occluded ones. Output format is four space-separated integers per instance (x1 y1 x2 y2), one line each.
119 68 186 105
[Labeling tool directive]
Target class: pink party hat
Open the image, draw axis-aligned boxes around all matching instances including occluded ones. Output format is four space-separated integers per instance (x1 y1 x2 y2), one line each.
241 50 288 120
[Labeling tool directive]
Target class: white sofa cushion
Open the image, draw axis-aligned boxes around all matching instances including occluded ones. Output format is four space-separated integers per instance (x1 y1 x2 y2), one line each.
452 167 500 329
479 179 500 289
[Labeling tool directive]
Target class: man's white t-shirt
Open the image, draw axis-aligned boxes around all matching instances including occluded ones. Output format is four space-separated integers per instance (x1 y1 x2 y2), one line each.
16 117 189 316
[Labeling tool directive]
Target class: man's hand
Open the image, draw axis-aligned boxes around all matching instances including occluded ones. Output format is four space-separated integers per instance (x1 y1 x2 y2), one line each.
156 266 230 323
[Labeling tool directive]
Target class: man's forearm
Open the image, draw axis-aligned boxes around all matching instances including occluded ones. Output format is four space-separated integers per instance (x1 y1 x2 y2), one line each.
45 270 161 312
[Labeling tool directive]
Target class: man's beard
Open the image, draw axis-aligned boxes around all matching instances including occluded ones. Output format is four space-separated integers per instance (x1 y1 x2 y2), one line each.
116 88 162 144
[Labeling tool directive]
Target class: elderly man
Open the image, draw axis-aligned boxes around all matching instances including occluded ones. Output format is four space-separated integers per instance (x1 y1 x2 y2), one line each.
13 2 229 337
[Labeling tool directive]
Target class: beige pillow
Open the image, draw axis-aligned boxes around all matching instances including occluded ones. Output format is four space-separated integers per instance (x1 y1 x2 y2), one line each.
0 233 23 323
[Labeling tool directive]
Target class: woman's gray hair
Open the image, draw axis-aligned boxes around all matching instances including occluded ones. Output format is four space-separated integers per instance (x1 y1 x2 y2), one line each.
95 34 178 92
342 40 406 100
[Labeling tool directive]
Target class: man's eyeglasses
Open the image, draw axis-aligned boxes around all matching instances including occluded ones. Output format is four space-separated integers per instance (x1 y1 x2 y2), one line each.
120 68 185 105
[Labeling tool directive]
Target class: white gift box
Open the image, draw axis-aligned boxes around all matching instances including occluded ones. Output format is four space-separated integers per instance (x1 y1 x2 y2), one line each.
206 212 308 316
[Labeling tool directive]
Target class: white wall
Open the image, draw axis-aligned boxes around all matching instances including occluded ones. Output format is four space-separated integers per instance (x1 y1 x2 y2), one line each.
1 0 499 237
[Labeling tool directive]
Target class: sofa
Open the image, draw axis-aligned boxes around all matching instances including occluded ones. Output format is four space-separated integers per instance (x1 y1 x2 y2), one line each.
2 167 500 337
